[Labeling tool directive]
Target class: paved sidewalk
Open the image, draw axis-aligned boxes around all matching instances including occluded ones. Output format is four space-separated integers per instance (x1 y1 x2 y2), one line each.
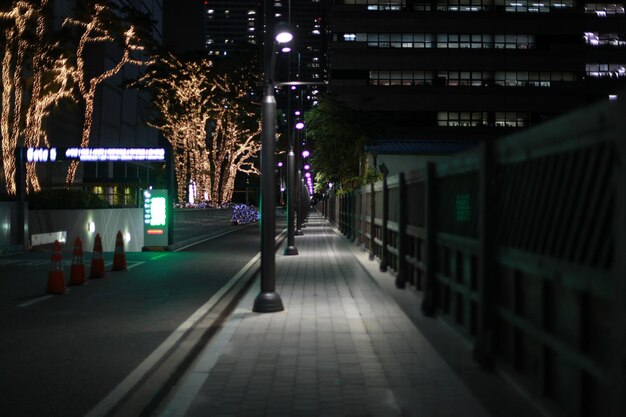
157 213 492 417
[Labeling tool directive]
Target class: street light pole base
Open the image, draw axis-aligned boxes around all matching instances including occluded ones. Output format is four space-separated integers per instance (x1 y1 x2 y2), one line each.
253 291 284 313
295 229 303 236
284 246 299 256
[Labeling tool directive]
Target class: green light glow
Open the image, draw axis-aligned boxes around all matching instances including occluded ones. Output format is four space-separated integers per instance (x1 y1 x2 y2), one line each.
150 197 166 226
456 194 471 222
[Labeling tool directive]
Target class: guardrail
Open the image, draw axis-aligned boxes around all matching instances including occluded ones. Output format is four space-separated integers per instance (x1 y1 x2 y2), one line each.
319 97 625 417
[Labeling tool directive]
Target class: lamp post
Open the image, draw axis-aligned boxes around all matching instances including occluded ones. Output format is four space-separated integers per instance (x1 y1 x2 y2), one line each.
284 120 304 255
253 14 293 313
275 81 325 240
277 162 285 207
296 149 311 233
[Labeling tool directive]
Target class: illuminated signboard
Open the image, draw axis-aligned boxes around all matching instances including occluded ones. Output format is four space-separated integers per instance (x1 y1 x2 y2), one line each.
27 147 58 163
143 189 169 247
25 147 166 163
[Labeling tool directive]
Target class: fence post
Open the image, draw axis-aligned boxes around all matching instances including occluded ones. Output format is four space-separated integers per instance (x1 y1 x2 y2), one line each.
396 172 407 289
343 194 347 234
347 191 353 240
613 113 626 416
345 193 350 238
339 194 343 232
369 181 376 260
361 186 367 250
422 162 437 316
380 176 389 272
473 141 496 368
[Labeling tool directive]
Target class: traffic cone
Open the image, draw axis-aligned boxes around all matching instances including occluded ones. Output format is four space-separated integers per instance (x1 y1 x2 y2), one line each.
69 237 86 285
47 240 66 294
112 230 127 271
90 233 105 279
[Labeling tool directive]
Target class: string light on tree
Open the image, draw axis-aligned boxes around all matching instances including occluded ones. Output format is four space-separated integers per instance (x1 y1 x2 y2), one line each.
63 3 153 187
0 0 74 195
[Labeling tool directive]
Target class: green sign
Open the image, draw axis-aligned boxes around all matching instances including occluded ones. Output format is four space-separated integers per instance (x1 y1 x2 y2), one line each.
143 189 168 246
456 193 471 222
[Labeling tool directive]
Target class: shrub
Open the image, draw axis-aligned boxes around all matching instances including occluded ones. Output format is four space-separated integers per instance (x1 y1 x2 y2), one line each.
232 204 259 225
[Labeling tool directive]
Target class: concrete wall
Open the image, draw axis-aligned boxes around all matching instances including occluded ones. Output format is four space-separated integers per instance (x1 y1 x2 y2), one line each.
27 207 236 252
29 208 144 252
0 203 20 250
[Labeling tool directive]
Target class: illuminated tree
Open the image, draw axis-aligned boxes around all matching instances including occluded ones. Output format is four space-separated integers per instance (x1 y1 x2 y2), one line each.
137 53 263 206
62 1 152 187
135 55 215 204
0 0 74 195
210 66 262 204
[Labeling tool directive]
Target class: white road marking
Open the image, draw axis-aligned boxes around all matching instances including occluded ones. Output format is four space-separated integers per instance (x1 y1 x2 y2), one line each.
127 261 145 270
18 295 54 308
174 225 251 252
83 251 262 417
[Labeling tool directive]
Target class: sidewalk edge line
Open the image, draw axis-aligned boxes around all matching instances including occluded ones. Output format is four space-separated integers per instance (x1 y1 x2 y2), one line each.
85 228 287 417
85 255 260 417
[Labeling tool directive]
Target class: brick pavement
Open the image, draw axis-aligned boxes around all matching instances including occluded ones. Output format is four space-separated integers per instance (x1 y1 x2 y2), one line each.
157 212 492 417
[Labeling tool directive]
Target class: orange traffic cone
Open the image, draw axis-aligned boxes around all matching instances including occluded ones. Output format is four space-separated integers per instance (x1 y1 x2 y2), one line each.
90 233 105 279
112 231 127 271
69 237 86 285
47 240 66 294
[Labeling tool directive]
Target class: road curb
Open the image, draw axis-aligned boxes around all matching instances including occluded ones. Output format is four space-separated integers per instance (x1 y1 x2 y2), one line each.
87 229 287 417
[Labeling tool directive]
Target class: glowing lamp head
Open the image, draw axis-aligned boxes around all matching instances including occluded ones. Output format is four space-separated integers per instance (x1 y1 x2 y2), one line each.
281 46 291 53
295 121 305 130
277 162 283 167
302 150 310 158
305 172 311 178
304 164 310 170
275 23 293 44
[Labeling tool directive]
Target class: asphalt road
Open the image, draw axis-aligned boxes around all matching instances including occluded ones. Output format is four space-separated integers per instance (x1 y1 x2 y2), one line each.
0 223 263 417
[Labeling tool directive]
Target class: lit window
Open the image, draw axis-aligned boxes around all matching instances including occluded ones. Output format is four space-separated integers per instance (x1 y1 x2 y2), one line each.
586 63 626 77
495 112 528 127
584 32 626 46
585 3 625 14
437 111 488 127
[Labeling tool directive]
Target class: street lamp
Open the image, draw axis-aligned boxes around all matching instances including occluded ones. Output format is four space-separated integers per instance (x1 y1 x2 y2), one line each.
284 119 304 255
275 81 325 241
296 148 311 234
277 162 285 207
253 16 293 313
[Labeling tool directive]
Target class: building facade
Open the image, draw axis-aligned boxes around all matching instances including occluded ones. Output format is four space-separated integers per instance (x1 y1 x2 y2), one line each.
202 0 329 108
203 0 260 57
329 0 626 142
45 0 164 206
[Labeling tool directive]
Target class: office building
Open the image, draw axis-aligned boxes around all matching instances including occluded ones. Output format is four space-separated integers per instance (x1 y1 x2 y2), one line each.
45 0 164 205
203 0 260 57
202 0 329 109
329 0 626 142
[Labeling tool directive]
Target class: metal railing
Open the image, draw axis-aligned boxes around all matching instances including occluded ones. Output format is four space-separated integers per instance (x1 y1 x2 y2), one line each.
319 97 626 417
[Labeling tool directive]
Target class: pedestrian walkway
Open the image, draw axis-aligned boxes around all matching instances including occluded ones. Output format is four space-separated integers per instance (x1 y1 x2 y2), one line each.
157 212 493 417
